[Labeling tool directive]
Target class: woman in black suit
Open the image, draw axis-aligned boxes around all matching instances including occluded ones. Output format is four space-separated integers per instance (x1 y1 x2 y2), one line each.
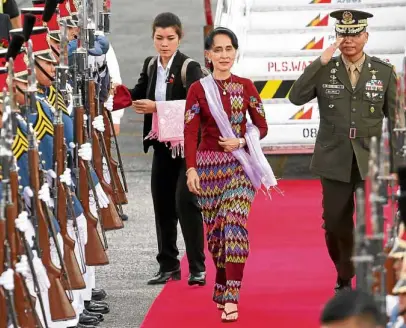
116 12 206 285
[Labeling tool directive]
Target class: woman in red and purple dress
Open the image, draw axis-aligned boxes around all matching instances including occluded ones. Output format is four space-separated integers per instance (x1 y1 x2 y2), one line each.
184 27 269 322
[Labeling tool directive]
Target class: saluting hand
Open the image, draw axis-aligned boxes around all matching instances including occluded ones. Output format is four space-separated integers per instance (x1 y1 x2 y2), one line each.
320 37 344 66
132 99 157 114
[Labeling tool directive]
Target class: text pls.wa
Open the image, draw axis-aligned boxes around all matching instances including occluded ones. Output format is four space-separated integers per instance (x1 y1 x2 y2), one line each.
268 61 313 72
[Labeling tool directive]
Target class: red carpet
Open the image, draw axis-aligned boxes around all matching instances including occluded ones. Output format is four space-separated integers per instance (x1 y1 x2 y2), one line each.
141 180 336 328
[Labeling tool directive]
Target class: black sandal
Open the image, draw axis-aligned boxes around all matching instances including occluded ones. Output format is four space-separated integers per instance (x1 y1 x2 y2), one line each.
221 310 239 323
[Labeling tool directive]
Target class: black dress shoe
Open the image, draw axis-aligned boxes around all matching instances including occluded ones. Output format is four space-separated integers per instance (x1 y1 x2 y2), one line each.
147 270 181 285
91 288 107 301
84 300 110 314
79 313 99 326
120 213 128 221
188 272 206 286
334 278 352 295
83 309 104 322
73 324 97 328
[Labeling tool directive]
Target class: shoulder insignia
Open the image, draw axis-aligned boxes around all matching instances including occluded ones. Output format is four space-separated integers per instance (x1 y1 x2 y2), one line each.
12 127 28 160
371 56 393 69
34 101 54 140
48 85 69 116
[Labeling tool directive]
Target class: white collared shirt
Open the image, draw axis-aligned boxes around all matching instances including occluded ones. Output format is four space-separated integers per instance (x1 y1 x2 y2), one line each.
155 51 177 101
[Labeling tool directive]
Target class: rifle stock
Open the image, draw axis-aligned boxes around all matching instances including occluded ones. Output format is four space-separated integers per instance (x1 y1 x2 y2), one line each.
0 214 6 328
28 138 75 321
102 109 127 205
54 123 85 290
6 200 37 327
75 105 109 265
88 81 123 230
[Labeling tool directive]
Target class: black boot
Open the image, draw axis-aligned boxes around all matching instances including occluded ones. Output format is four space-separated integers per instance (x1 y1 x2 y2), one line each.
188 272 206 286
83 309 104 322
92 288 107 301
84 300 110 314
79 313 100 326
147 269 181 285
334 277 352 295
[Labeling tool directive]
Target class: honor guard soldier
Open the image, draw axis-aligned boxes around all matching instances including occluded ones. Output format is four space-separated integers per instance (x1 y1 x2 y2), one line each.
289 10 400 294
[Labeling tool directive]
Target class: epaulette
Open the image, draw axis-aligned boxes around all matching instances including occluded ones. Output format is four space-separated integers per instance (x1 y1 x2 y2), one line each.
34 100 54 140
371 56 393 69
47 85 69 116
12 127 28 160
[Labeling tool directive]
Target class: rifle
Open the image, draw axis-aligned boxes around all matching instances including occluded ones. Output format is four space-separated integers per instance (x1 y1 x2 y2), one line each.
27 122 76 321
368 136 387 316
53 19 86 291
102 108 128 203
1 109 19 327
0 173 6 328
71 13 109 264
93 78 125 210
353 187 374 292
88 80 123 230
2 94 40 328
105 109 128 193
87 81 123 229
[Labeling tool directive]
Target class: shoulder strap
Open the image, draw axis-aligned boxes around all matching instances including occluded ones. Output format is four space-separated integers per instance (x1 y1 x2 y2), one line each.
181 58 194 89
147 56 157 78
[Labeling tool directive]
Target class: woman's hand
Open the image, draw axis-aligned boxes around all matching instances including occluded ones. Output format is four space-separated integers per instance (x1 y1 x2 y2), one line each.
186 169 201 195
218 137 243 152
132 100 157 114
111 83 121 95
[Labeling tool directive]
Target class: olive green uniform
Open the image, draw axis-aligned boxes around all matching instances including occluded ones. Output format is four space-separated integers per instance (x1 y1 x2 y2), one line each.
289 54 398 281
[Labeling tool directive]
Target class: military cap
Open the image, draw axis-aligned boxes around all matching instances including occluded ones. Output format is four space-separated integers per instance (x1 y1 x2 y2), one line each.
46 10 61 43
13 50 29 83
68 0 79 25
330 9 373 35
20 7 46 28
59 0 76 28
10 27 57 63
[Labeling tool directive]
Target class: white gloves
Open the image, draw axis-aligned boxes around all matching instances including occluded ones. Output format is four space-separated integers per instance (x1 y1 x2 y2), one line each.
15 252 50 293
89 184 109 218
15 211 35 248
23 186 33 212
38 183 51 202
50 234 64 269
95 183 109 208
92 115 105 132
45 169 57 187
78 143 92 161
60 168 72 186
0 268 14 291
104 95 113 112
102 157 111 184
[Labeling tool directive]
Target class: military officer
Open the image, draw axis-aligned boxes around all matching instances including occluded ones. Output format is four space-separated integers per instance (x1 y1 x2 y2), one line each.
289 9 399 294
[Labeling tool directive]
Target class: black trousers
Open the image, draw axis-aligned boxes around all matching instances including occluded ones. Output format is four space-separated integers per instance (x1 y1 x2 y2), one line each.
151 146 205 274
321 154 364 281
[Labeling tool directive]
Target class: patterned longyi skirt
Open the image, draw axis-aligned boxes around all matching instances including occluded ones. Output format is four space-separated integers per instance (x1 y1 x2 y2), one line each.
197 150 256 304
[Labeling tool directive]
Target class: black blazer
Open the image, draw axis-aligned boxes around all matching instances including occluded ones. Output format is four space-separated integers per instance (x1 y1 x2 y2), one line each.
129 51 202 153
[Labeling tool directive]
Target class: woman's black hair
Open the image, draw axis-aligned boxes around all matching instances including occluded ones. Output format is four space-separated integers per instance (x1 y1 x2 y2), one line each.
152 12 183 39
204 27 239 50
